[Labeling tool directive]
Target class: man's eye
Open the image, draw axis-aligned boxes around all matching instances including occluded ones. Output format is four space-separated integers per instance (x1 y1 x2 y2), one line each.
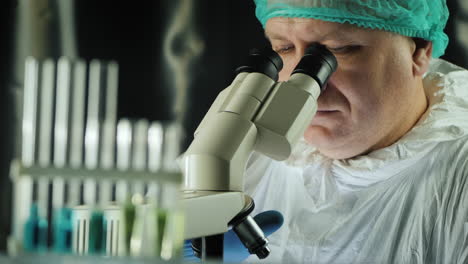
275 46 294 54
328 45 360 54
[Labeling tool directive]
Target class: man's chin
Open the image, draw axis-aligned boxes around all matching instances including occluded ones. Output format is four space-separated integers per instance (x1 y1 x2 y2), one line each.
303 127 357 159
304 126 334 146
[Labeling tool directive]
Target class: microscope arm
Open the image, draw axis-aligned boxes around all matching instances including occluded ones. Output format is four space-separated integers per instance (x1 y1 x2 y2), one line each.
183 72 275 192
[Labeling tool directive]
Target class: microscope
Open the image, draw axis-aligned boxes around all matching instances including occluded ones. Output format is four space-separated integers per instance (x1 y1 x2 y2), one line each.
182 44 337 260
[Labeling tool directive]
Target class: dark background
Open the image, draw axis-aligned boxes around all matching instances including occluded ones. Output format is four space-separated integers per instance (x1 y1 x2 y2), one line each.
0 0 467 251
73 1 268 127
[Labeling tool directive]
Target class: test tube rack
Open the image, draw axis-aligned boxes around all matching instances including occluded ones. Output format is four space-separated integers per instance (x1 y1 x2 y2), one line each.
8 57 184 260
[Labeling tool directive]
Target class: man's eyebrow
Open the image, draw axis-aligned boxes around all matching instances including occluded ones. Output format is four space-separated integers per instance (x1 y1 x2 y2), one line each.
265 28 357 43
264 31 286 41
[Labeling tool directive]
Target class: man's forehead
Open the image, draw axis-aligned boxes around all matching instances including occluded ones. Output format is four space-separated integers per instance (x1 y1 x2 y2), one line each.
265 18 365 41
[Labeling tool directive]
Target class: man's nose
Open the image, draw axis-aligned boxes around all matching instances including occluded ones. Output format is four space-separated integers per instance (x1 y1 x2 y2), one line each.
279 53 304 81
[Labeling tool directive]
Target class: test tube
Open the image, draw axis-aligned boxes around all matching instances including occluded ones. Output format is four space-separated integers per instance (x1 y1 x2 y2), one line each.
84 60 102 205
36 59 55 251
53 57 72 200
99 62 118 206
130 201 159 258
162 122 183 171
147 122 164 200
99 120 115 205
52 58 73 253
160 122 184 260
132 119 149 196
116 119 133 254
38 59 55 168
148 122 164 173
68 59 86 207
159 182 184 260
116 119 132 203
17 57 38 250
129 120 164 257
21 57 39 168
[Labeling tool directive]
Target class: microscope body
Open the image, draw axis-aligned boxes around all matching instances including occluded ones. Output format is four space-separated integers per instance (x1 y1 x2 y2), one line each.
181 45 337 259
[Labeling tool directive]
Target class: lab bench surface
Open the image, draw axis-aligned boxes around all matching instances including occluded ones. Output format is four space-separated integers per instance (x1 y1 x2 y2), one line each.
0 255 225 264
0 255 190 264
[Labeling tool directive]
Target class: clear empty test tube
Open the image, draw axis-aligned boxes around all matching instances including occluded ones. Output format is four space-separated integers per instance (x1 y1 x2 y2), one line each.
131 119 148 200
99 120 115 206
53 57 71 206
100 61 118 207
147 122 164 200
116 118 133 255
159 122 185 260
116 119 132 203
84 60 102 207
68 59 86 208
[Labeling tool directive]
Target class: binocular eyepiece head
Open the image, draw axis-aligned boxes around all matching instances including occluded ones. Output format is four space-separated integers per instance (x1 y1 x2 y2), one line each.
236 43 337 90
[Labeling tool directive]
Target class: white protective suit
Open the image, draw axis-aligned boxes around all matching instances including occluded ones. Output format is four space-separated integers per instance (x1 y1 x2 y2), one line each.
244 59 468 264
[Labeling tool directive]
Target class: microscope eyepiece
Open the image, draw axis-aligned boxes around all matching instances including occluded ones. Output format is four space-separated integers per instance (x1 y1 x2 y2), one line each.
292 43 338 90
236 47 283 82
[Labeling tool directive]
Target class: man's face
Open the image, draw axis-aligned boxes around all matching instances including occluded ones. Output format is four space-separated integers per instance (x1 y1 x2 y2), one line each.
265 18 426 159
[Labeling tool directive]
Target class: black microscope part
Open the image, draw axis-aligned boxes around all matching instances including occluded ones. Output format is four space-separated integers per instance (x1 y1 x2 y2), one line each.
229 199 270 259
235 47 284 82
232 215 270 259
292 43 338 90
191 234 224 260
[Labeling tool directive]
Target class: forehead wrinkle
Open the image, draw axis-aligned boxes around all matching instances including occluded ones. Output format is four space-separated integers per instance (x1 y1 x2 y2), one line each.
266 19 362 43
265 20 295 41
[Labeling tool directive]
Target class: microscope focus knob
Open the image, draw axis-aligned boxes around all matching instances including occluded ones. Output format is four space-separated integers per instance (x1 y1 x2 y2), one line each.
232 215 270 259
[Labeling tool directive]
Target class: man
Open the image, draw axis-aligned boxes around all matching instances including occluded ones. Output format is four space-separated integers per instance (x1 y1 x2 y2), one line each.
243 0 468 263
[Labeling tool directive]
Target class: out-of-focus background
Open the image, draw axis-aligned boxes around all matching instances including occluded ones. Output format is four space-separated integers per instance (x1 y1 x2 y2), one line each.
0 0 467 252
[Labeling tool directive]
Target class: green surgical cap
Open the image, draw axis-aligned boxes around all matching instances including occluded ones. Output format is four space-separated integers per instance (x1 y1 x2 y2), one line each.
254 0 449 58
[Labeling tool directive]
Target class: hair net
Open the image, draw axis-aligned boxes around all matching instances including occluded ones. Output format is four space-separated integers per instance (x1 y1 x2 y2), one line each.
254 0 449 58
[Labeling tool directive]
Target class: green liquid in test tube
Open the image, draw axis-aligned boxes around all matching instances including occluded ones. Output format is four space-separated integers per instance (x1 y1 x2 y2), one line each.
159 182 185 260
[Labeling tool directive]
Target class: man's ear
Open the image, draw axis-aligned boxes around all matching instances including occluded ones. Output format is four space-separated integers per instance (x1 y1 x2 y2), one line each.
412 38 433 76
